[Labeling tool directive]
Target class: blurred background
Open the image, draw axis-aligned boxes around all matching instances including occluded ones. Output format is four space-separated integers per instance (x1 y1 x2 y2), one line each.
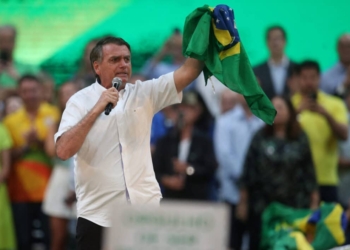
0 0 350 249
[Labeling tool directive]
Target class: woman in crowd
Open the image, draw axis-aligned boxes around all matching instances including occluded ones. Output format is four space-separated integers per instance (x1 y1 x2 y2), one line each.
237 96 319 250
153 91 217 201
42 82 78 250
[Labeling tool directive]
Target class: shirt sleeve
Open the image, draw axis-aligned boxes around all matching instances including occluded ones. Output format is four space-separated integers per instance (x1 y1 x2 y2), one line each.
139 72 182 114
0 123 13 151
54 98 84 143
332 99 348 125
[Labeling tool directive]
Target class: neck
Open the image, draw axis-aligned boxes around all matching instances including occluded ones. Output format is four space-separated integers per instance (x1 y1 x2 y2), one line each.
274 124 286 139
270 54 284 64
25 104 40 116
243 105 253 118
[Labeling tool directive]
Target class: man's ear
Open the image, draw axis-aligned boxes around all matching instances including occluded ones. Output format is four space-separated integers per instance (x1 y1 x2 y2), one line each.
93 61 100 75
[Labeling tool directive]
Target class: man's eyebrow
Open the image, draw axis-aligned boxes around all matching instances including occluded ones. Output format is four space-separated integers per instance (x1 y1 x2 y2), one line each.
108 55 131 59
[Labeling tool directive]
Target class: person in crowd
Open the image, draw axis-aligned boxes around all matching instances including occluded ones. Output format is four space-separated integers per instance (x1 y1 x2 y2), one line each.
39 72 56 105
253 26 296 99
321 34 350 98
292 60 348 203
219 89 239 114
238 96 319 250
2 90 22 117
194 75 230 117
151 105 179 154
141 28 185 80
42 82 78 250
0 122 16 250
214 94 263 250
153 91 217 200
338 90 350 244
72 39 99 89
3 74 59 250
0 25 38 89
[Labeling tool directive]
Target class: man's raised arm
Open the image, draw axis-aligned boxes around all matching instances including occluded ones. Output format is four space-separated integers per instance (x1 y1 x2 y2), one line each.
174 58 204 93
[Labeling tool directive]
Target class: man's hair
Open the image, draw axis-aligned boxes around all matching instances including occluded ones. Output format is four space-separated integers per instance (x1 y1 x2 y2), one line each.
266 25 287 40
18 74 41 86
0 25 17 37
89 36 131 76
298 60 321 75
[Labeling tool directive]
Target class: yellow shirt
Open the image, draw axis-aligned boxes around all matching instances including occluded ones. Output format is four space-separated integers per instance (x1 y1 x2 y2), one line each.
292 91 348 185
4 103 59 148
3 102 59 202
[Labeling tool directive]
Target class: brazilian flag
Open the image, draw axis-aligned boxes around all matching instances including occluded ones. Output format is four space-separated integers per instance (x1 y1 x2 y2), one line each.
183 4 276 125
261 202 348 250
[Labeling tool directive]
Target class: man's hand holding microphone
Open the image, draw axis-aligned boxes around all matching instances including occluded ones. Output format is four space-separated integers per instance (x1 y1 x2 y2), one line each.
93 77 122 115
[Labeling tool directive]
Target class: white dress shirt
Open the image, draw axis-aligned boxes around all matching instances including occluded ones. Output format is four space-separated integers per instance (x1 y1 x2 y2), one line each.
268 56 290 96
214 106 263 204
55 72 182 227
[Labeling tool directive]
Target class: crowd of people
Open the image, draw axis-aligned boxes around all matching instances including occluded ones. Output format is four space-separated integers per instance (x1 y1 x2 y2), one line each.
0 23 350 250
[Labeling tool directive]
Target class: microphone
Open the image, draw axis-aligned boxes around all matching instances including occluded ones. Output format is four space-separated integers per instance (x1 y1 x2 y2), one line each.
104 77 122 115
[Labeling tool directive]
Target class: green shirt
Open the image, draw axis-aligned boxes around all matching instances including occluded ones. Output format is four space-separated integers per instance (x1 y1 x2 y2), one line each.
0 61 39 88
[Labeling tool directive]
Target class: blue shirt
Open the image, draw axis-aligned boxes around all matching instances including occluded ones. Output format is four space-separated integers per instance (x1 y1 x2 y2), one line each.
320 62 347 95
214 106 263 204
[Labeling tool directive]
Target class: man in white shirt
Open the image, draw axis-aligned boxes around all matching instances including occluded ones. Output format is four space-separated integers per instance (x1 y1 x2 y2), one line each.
253 26 296 99
54 36 204 249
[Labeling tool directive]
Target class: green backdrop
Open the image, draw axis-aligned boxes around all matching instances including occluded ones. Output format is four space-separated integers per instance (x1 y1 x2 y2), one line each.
1 0 349 84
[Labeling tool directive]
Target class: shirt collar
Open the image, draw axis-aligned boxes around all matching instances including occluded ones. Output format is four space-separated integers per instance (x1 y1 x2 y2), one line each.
92 81 107 96
268 56 289 67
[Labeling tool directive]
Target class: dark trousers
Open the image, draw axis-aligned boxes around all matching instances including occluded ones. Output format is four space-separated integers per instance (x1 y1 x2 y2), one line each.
76 217 104 250
11 202 50 250
227 203 246 250
247 212 262 250
319 185 338 203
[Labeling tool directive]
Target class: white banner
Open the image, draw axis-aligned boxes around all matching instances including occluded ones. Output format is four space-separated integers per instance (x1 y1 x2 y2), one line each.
103 201 229 250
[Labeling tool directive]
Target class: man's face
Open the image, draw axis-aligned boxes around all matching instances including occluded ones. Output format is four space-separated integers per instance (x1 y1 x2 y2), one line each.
0 28 16 55
338 36 350 65
94 44 131 88
19 80 41 109
267 29 286 56
299 68 320 94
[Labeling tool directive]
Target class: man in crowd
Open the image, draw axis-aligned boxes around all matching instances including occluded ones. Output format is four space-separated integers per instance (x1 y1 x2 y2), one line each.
292 60 348 202
214 94 263 250
54 36 204 249
0 25 38 88
254 26 296 99
4 75 59 249
321 34 350 98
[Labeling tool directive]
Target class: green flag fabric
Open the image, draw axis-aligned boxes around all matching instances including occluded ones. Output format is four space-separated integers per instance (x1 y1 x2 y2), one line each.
182 4 276 124
261 202 347 250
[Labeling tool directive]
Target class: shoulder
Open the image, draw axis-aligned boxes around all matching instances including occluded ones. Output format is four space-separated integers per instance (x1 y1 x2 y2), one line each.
253 61 268 71
322 63 341 77
40 103 60 117
68 85 94 105
3 108 23 126
193 129 212 143
250 128 265 143
319 91 345 107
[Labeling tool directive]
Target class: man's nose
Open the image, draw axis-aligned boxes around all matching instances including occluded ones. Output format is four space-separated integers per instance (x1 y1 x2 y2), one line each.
118 60 127 68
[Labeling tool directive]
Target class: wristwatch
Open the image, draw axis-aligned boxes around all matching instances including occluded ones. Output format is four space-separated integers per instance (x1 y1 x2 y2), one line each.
186 165 195 176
